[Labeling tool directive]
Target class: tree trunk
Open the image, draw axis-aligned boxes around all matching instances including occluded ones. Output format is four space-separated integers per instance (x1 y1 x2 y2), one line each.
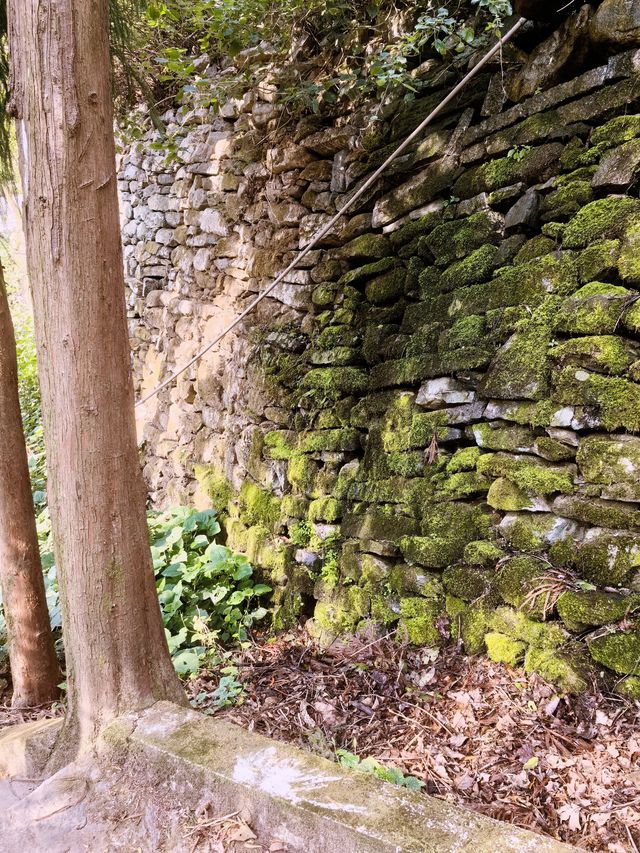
7 0 185 754
0 265 60 708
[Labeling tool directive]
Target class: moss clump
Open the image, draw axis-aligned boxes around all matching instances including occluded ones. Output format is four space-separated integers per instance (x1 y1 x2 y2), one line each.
337 256 398 288
591 114 640 148
556 282 633 335
342 509 418 543
264 430 296 460
340 233 392 260
302 367 368 395
495 557 548 616
477 452 575 495
542 180 593 222
446 447 482 474
370 356 438 390
365 268 406 304
487 478 545 512
587 627 640 675
443 564 492 600
576 532 640 587
500 512 577 553
439 314 487 352
481 326 551 401
549 335 638 376
281 495 309 520
562 197 640 249
298 428 361 454
617 676 640 700
439 245 500 292
446 595 467 640
557 590 640 631
515 235 557 263
463 540 504 567
524 647 588 694
193 465 234 513
435 470 490 500
485 632 526 666
398 597 442 646
308 497 344 523
460 598 494 654
287 453 319 496
577 240 620 283
399 535 461 569
618 220 640 285
425 212 502 266
489 606 566 649
577 434 640 485
239 482 281 531
553 368 640 432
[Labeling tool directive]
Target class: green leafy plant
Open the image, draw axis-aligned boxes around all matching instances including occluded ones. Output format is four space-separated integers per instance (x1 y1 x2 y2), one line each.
149 506 272 673
336 749 424 791
0 506 272 677
507 144 532 162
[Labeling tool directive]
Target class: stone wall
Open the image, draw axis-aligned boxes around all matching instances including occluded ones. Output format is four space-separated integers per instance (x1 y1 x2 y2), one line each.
121 3 640 698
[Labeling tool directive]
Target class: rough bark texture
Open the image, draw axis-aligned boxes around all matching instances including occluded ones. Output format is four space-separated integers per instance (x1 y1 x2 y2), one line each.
0 266 60 708
7 0 185 752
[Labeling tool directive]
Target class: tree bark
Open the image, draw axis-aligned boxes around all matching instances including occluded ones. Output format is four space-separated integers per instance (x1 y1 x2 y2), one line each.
7 0 185 754
0 265 60 708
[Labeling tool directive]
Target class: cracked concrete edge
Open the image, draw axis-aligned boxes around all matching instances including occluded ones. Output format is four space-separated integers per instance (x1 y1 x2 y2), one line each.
116 701 580 853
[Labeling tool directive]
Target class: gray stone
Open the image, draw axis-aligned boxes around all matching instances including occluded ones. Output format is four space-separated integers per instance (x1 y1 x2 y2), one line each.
416 378 476 409
591 0 640 45
504 190 539 229
593 139 640 188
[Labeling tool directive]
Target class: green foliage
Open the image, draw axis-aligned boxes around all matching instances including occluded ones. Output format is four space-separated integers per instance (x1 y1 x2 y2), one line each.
148 506 272 673
13 315 47 509
0 506 272 677
132 0 512 119
336 749 424 791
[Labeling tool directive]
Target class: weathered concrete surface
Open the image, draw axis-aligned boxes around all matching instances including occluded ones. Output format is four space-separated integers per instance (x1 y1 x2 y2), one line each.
0 716 62 778
116 702 578 853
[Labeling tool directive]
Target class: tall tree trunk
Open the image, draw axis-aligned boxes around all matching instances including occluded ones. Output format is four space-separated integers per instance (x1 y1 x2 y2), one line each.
0 265 60 708
7 0 185 754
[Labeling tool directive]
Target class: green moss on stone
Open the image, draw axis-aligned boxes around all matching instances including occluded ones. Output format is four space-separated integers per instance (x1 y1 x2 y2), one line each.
556 281 634 335
446 447 482 474
308 497 344 523
439 245 500 291
577 434 640 485
425 212 502 266
576 532 640 587
577 240 620 283
487 478 543 512
617 676 640 700
337 257 398 288
239 482 281 530
515 235 557 263
618 220 640 285
281 495 309 520
587 627 640 675
398 596 442 646
541 181 593 222
443 564 492 600
524 647 588 694
460 598 494 655
302 367 368 395
489 606 566 649
496 557 547 615
287 453 318 494
553 368 640 432
550 335 637 375
463 540 504 567
298 428 361 454
591 114 640 147
557 590 640 631
485 632 526 666
563 197 640 249
365 268 406 304
477 452 575 495
193 465 234 513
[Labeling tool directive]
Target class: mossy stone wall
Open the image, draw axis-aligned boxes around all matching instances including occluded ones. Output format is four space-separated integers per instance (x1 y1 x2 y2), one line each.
123 31 640 698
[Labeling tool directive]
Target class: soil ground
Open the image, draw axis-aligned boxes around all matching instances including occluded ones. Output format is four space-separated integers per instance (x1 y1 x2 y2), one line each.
2 633 639 852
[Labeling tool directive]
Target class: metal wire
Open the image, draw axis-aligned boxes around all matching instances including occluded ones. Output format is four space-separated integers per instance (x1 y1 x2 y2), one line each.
135 16 527 409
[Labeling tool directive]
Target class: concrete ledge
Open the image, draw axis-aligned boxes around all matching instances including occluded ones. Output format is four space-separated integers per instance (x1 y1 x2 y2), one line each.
116 702 577 853
0 717 62 779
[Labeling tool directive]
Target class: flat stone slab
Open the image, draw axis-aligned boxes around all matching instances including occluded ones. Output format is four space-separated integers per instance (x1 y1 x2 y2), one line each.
115 701 577 853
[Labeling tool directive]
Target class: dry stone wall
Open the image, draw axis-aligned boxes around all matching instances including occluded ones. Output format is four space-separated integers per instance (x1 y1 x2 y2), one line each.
122 9 640 698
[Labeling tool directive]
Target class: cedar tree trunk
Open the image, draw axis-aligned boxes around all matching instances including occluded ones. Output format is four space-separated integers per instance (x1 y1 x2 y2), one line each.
7 0 185 754
0 264 60 707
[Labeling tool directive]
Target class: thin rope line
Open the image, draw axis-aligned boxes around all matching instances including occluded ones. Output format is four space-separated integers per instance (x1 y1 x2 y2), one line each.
135 17 527 409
